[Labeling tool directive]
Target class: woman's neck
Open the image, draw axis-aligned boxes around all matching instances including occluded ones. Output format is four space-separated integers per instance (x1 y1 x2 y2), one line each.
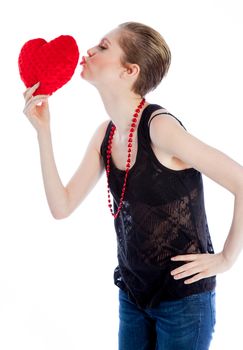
99 90 148 140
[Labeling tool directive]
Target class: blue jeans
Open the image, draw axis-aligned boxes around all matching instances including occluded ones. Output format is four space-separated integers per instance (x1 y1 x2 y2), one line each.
118 289 216 350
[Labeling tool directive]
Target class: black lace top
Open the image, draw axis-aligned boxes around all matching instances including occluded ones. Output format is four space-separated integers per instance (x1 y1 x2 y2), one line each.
100 104 216 308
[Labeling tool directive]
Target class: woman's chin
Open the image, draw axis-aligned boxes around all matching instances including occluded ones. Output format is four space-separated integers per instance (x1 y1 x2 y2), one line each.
80 70 86 79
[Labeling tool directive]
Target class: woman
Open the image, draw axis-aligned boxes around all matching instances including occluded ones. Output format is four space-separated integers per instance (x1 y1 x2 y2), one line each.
23 22 243 350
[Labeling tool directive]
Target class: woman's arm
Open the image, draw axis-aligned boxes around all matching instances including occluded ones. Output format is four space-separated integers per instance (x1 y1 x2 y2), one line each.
149 114 243 283
36 120 108 219
23 83 109 219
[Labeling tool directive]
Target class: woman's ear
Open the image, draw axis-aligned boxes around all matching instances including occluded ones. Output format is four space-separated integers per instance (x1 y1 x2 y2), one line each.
127 63 140 76
128 63 140 77
121 63 140 79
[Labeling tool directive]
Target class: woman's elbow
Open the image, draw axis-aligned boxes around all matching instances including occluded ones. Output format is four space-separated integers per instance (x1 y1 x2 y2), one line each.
50 206 71 220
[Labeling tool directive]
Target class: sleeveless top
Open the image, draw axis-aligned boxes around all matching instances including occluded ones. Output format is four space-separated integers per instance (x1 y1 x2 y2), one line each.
100 104 216 309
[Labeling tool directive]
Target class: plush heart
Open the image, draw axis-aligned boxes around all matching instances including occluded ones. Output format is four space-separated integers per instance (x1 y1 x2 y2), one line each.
18 35 79 95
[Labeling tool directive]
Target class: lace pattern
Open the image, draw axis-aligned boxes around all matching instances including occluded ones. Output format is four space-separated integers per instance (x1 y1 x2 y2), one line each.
100 104 216 308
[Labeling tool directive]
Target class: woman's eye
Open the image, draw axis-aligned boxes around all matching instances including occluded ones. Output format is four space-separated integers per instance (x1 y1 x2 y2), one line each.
98 45 107 50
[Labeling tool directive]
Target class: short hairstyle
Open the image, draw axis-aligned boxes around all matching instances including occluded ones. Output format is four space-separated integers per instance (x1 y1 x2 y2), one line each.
118 22 171 97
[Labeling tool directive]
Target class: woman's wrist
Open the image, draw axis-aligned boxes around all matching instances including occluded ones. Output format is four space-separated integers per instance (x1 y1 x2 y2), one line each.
37 123 51 140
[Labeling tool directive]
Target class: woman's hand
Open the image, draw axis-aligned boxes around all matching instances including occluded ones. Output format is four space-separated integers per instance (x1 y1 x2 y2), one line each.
170 252 233 284
23 82 50 131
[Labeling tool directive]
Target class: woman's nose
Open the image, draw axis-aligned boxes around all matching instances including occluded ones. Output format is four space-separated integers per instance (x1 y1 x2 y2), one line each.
87 48 95 57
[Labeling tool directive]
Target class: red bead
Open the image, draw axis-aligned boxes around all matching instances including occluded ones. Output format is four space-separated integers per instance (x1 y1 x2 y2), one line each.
105 98 145 219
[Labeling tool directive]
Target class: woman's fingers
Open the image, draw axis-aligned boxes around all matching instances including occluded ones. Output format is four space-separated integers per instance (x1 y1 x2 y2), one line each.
24 94 49 111
22 83 50 130
170 252 231 284
23 95 49 116
23 82 40 102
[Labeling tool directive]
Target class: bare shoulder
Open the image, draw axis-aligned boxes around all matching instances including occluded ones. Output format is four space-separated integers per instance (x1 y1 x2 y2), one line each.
90 119 110 154
149 110 185 147
148 108 169 123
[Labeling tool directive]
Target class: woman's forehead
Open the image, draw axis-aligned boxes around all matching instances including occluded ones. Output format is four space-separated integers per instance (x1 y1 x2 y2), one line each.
102 28 121 43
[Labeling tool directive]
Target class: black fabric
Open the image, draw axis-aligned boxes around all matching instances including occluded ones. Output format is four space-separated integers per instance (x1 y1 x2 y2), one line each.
100 104 216 309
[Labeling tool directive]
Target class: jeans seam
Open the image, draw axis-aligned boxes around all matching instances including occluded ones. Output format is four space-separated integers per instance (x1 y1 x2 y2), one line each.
194 296 203 350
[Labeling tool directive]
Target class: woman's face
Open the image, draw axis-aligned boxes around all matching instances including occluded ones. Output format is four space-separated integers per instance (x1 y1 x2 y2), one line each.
80 28 126 88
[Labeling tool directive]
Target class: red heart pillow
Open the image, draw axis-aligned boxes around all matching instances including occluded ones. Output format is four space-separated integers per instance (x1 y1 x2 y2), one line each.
18 35 79 95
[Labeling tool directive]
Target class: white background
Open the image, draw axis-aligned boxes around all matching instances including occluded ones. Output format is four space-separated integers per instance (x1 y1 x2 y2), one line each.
1 0 243 349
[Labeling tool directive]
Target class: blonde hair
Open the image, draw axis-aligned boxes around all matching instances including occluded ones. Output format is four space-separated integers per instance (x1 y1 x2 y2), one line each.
118 22 171 97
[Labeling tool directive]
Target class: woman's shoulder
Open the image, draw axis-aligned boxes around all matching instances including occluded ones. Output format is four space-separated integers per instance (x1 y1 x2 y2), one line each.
146 103 185 129
97 119 111 133
93 119 111 154
85 119 110 156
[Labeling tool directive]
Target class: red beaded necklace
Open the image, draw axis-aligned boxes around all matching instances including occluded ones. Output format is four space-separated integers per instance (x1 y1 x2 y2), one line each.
106 98 146 219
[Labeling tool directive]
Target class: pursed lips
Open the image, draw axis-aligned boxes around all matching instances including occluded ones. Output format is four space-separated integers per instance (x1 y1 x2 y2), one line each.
80 56 87 65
